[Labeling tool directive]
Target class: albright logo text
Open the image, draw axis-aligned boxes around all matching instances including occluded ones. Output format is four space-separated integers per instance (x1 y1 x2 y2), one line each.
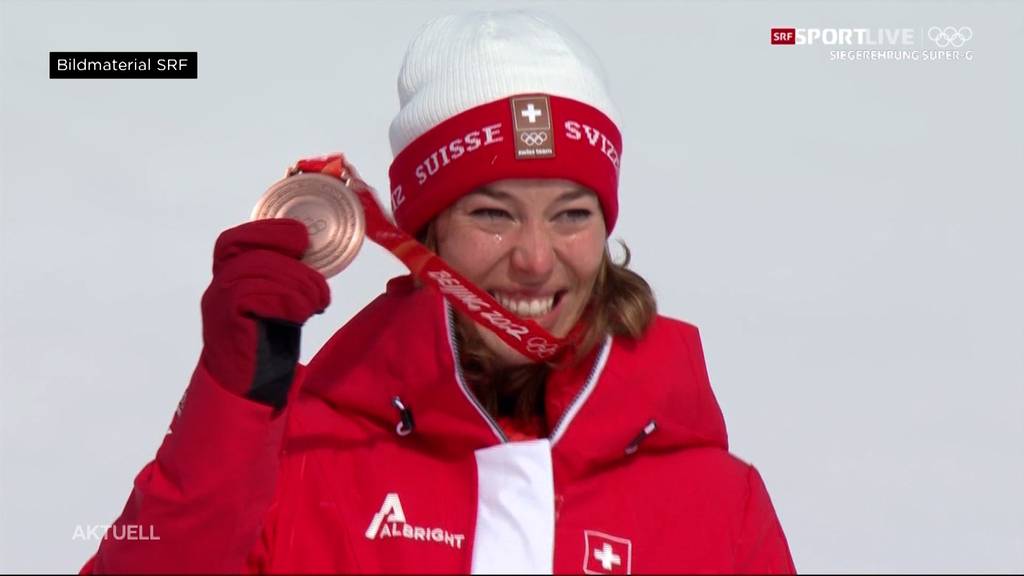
365 493 466 550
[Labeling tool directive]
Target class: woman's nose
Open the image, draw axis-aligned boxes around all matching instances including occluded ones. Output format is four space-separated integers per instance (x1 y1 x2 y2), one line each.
509 223 555 280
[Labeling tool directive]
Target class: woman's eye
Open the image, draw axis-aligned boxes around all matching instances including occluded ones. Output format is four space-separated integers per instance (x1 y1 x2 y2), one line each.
557 209 592 222
471 208 512 220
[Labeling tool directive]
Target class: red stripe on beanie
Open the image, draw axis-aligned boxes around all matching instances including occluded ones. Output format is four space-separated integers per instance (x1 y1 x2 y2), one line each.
387 94 622 236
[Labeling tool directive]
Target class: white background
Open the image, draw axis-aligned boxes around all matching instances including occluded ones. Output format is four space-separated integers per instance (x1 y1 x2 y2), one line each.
2 1 1022 573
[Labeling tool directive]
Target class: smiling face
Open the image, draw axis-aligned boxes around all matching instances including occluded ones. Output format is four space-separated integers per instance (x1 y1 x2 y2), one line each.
433 178 607 366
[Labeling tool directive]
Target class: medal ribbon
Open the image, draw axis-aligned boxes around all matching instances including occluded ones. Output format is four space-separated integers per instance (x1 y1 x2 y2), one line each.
291 153 573 362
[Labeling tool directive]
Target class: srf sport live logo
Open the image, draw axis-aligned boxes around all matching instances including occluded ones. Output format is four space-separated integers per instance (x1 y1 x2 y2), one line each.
769 27 973 48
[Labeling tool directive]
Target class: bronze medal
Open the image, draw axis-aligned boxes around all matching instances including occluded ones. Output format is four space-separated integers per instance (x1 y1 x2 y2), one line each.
251 172 366 278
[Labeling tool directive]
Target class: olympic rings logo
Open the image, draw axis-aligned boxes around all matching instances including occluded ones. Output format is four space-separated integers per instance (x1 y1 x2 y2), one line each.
301 216 328 235
520 131 548 146
526 336 558 358
928 26 972 48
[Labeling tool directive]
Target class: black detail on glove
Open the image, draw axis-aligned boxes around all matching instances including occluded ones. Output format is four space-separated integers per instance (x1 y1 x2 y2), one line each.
246 318 302 410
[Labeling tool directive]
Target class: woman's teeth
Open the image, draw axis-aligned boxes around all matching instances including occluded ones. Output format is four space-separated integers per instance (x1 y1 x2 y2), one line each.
491 292 555 318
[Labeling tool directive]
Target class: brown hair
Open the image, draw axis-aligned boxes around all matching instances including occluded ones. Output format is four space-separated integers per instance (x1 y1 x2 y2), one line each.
423 224 657 422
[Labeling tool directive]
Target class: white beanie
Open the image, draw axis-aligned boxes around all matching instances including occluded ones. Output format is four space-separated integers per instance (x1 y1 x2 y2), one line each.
387 10 623 235
389 11 620 155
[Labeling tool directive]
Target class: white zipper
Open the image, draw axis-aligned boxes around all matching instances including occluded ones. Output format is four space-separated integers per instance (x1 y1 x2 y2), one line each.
445 301 509 443
444 300 612 446
549 336 612 447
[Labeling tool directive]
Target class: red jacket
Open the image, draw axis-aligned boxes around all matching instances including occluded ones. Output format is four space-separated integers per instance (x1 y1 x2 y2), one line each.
82 275 795 574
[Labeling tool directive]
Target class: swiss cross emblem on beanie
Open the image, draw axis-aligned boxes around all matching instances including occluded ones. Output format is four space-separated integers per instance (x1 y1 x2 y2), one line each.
387 10 623 236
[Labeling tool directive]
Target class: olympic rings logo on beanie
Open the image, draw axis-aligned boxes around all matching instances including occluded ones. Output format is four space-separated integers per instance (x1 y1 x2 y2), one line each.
386 10 623 236
388 94 621 236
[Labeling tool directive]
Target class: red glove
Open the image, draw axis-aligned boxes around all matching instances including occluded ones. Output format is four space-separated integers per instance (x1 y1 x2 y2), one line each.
199 218 330 409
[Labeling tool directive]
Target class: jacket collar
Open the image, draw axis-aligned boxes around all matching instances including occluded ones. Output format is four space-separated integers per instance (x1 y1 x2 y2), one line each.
299 275 727 474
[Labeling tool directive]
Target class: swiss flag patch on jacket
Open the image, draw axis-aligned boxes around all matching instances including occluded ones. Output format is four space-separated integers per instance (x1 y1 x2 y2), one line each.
584 530 632 574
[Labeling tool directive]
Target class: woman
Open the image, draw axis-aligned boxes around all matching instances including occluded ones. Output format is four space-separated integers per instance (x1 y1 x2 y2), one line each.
82 10 795 574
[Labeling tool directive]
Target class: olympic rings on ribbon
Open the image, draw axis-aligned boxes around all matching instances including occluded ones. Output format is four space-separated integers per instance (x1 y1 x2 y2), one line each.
526 336 558 358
